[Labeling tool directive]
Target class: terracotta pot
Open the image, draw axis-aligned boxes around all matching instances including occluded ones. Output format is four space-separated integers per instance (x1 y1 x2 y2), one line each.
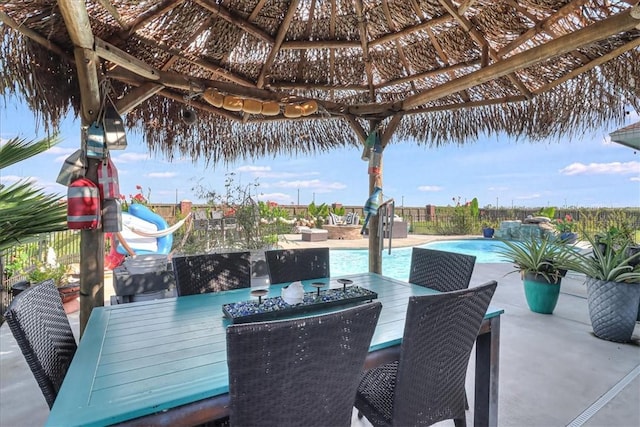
58 284 80 303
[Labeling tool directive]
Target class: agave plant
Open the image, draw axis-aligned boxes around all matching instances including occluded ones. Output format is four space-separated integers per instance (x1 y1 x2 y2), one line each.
563 230 640 283
495 236 574 284
0 135 68 252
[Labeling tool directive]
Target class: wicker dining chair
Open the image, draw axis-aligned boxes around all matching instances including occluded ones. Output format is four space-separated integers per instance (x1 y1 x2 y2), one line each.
355 281 497 427
265 247 330 284
3 279 77 409
227 302 382 427
172 251 251 296
409 247 477 292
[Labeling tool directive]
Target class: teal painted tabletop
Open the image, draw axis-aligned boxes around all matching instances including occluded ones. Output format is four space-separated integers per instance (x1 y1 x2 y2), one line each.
46 272 503 427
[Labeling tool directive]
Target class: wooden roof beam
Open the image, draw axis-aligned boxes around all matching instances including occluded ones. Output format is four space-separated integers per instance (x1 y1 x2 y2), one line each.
256 0 300 88
532 38 640 96
96 0 128 30
344 115 368 143
95 38 161 81
296 0 318 81
370 15 451 47
439 0 532 99
381 0 418 95
376 60 480 90
106 67 284 102
400 7 640 111
0 11 70 61
424 26 471 102
195 0 274 44
248 0 268 22
58 0 101 124
497 0 592 57
354 0 375 100
116 83 164 114
346 6 640 116
119 0 186 37
133 36 254 87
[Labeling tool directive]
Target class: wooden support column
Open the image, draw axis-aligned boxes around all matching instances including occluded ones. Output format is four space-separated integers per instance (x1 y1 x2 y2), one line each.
368 115 403 274
58 1 104 336
368 120 382 274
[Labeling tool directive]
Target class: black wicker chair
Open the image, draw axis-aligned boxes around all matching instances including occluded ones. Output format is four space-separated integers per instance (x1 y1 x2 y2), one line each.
265 247 330 284
227 302 382 427
172 251 251 296
3 279 77 409
355 281 497 427
408 247 477 292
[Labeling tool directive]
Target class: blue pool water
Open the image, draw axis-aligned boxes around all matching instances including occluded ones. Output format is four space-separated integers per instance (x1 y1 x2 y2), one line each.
330 239 509 281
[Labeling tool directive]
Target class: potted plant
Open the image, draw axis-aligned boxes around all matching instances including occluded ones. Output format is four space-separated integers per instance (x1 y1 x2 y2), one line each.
561 230 640 342
554 214 578 243
27 262 80 304
482 221 496 238
495 236 572 314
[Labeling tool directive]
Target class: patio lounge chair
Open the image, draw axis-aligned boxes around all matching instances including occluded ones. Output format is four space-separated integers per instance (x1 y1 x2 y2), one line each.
409 247 476 292
227 302 382 427
265 247 330 284
172 251 251 296
3 279 77 409
355 281 497 427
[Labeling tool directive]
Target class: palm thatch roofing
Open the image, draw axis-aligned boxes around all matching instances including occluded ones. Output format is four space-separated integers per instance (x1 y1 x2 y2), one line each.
1 0 639 164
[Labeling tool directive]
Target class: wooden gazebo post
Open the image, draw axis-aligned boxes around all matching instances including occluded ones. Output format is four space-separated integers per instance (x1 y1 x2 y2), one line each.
58 1 104 336
366 115 403 274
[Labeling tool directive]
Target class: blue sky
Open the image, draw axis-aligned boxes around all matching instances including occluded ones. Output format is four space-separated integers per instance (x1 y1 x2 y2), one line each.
1 97 639 209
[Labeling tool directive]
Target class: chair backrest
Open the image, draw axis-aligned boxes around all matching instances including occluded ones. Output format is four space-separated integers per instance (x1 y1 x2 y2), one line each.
227 302 382 427
408 247 476 292
393 281 497 426
3 279 77 409
265 247 330 284
171 251 251 296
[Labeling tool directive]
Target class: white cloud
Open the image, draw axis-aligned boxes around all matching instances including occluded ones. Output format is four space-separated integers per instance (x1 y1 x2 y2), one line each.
417 185 443 192
146 172 178 178
631 176 640 182
113 152 151 162
47 146 76 155
559 161 640 176
488 186 509 192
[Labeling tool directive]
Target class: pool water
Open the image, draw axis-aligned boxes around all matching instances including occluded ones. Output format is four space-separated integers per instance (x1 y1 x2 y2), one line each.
330 239 509 282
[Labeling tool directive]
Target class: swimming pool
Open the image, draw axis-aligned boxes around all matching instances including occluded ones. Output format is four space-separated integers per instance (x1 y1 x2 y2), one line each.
330 239 509 281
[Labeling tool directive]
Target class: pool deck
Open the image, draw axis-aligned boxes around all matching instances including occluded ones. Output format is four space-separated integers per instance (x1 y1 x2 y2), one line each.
1 233 639 426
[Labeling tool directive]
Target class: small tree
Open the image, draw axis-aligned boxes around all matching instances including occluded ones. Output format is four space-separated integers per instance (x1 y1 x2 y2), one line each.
0 136 68 305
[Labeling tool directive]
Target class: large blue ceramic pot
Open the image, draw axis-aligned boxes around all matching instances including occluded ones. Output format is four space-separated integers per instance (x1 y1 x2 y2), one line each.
523 272 561 314
586 277 640 343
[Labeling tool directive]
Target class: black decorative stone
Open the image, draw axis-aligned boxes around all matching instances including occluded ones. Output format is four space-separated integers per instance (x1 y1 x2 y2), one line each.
223 286 378 324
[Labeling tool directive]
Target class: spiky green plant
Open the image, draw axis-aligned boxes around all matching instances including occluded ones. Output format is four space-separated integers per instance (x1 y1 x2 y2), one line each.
562 230 640 283
495 236 575 284
0 135 68 252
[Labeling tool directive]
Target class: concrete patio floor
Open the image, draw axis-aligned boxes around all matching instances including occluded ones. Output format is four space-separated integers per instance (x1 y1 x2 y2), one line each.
1 234 639 426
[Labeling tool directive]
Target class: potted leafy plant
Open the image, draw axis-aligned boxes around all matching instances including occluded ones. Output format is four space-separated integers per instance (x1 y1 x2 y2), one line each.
495 236 572 314
561 230 640 342
554 214 578 243
482 221 496 238
28 262 80 304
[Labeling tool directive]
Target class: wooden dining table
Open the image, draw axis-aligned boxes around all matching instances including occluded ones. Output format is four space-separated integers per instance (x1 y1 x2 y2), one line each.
46 272 503 427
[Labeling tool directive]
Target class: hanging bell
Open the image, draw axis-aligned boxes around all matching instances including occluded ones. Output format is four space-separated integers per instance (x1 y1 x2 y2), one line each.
181 108 197 125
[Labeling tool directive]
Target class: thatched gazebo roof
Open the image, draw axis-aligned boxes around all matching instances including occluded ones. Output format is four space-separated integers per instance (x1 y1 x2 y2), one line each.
1 1 639 164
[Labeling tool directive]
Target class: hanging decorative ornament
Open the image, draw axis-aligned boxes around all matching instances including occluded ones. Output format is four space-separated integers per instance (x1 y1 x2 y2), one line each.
261 101 280 116
181 108 197 125
284 104 303 118
223 95 243 111
181 83 198 125
203 88 224 108
242 99 263 114
300 100 318 116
